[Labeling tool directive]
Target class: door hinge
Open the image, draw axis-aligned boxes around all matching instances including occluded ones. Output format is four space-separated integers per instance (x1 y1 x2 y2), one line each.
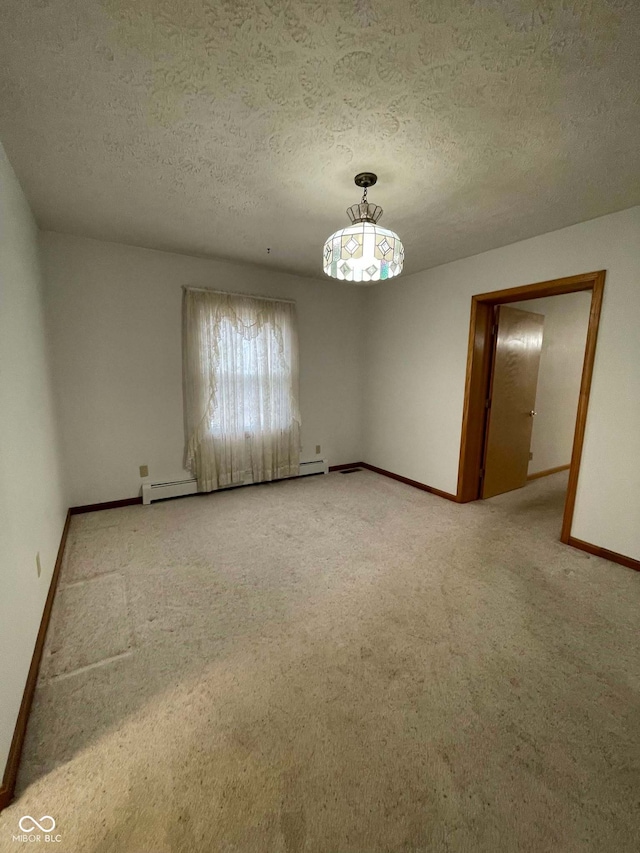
479 468 485 479
485 398 491 409
492 323 498 335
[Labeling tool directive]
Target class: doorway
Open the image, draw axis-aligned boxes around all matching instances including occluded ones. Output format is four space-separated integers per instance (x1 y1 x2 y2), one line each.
457 271 605 544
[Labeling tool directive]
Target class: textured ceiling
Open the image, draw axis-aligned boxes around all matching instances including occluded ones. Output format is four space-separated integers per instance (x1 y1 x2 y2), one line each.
1 0 639 278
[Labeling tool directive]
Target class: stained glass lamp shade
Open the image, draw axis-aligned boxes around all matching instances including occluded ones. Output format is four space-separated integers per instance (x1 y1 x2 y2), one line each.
323 173 404 284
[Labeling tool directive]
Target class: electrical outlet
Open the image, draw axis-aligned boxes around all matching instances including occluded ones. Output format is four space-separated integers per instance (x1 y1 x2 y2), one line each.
315 445 321 455
529 452 533 460
139 464 149 478
36 552 42 578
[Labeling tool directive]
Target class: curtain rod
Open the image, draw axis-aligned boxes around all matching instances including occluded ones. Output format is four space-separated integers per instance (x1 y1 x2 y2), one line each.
184 285 296 305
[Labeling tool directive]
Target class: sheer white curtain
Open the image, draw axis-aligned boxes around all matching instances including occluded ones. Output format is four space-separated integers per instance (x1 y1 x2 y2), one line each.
183 287 301 492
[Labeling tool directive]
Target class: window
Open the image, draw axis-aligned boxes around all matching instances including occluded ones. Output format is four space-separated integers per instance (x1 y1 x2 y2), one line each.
211 317 295 437
183 288 301 491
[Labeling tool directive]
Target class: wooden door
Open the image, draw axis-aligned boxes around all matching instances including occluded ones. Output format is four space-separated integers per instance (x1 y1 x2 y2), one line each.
482 305 544 499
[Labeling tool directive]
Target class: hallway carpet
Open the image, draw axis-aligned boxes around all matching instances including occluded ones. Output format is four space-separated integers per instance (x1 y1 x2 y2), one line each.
1 471 638 852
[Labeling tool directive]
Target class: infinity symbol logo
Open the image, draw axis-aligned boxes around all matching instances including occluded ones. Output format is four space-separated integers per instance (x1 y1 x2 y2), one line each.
19 815 56 833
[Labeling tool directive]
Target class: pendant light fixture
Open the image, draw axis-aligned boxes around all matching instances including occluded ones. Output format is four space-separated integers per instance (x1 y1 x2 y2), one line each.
323 172 404 283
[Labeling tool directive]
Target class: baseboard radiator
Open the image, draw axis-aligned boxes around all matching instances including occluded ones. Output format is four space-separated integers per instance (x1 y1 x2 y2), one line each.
142 460 328 505
142 478 198 504
298 459 328 477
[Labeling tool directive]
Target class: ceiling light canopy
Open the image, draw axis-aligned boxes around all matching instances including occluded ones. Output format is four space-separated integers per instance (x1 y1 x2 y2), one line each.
323 173 404 284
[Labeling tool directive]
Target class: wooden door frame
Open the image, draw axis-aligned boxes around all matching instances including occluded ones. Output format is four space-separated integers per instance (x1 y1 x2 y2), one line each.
456 270 606 544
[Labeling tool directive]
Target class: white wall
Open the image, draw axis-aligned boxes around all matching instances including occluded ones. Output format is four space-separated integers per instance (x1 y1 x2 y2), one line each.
41 233 365 507
364 206 640 561
511 292 592 476
0 145 67 777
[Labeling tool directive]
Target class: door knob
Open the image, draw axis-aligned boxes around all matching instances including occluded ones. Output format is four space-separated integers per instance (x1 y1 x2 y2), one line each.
529 410 537 416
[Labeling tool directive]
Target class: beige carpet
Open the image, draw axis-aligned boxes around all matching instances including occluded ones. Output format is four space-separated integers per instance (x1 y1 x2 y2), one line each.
1 470 638 852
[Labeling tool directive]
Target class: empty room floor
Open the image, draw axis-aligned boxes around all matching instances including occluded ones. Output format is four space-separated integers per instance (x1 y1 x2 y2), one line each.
1 471 638 852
